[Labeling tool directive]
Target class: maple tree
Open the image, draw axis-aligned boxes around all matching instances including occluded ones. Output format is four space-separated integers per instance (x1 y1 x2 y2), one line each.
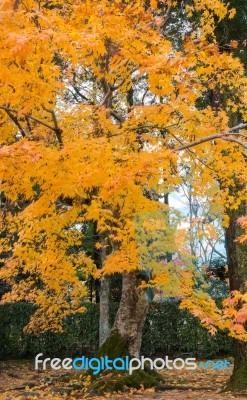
1 0 247 391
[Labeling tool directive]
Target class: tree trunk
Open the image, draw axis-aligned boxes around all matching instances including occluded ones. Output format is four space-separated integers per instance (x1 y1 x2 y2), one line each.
99 276 110 346
225 203 247 391
98 270 149 358
99 245 110 345
229 341 247 391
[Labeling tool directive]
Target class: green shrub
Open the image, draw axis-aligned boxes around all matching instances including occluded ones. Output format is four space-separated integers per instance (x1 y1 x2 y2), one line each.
0 301 233 360
142 302 233 358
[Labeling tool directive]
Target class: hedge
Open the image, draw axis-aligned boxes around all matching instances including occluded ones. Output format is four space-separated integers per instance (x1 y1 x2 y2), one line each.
142 302 233 358
0 301 233 360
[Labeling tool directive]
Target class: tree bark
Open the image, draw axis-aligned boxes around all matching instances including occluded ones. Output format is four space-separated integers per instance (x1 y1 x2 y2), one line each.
225 203 247 391
99 276 110 346
98 270 149 358
229 341 247 391
99 244 110 346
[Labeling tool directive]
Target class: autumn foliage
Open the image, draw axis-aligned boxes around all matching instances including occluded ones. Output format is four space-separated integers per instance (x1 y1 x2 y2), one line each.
238 217 247 243
0 0 247 338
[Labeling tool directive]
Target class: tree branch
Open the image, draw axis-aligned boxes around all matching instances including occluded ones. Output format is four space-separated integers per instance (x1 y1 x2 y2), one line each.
0 106 56 131
0 105 63 146
44 108 63 146
224 137 247 149
72 86 93 103
110 110 123 123
161 5 172 29
3 108 26 138
25 115 32 135
176 123 247 152
100 88 113 106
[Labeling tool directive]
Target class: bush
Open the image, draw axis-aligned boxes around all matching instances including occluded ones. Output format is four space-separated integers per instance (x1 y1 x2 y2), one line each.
0 302 99 359
0 301 233 360
0 302 33 359
142 301 233 358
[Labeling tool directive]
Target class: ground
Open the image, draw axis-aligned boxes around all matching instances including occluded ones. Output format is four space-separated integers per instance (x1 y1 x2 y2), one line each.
0 359 247 400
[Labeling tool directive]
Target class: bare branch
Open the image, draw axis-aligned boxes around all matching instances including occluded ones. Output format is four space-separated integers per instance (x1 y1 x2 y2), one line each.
100 88 113 107
229 123 247 132
72 86 93 103
0 105 63 147
112 79 126 91
224 137 247 149
110 110 123 123
25 115 32 135
43 108 63 146
99 77 125 107
176 124 247 152
0 106 56 131
67 88 80 103
141 88 149 105
161 5 172 28
27 114 57 132
3 108 26 138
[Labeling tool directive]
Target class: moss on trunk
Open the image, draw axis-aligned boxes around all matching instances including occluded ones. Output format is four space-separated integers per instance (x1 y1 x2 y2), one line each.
225 341 247 391
81 330 162 396
97 330 129 359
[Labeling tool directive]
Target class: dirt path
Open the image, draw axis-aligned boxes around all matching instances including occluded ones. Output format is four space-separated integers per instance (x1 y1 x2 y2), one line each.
0 359 246 400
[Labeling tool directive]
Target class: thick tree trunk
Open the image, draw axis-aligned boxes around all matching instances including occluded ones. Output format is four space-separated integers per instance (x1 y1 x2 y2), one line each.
225 203 247 391
113 271 149 357
229 341 247 391
99 270 149 358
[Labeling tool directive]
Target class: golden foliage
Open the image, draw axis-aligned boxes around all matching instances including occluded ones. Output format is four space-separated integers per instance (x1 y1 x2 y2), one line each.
0 0 247 332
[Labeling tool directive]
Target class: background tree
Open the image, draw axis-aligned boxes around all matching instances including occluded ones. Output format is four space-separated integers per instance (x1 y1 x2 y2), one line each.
209 1 247 389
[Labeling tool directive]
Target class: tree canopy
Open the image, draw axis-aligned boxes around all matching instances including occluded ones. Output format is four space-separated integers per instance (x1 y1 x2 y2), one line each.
0 0 247 337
